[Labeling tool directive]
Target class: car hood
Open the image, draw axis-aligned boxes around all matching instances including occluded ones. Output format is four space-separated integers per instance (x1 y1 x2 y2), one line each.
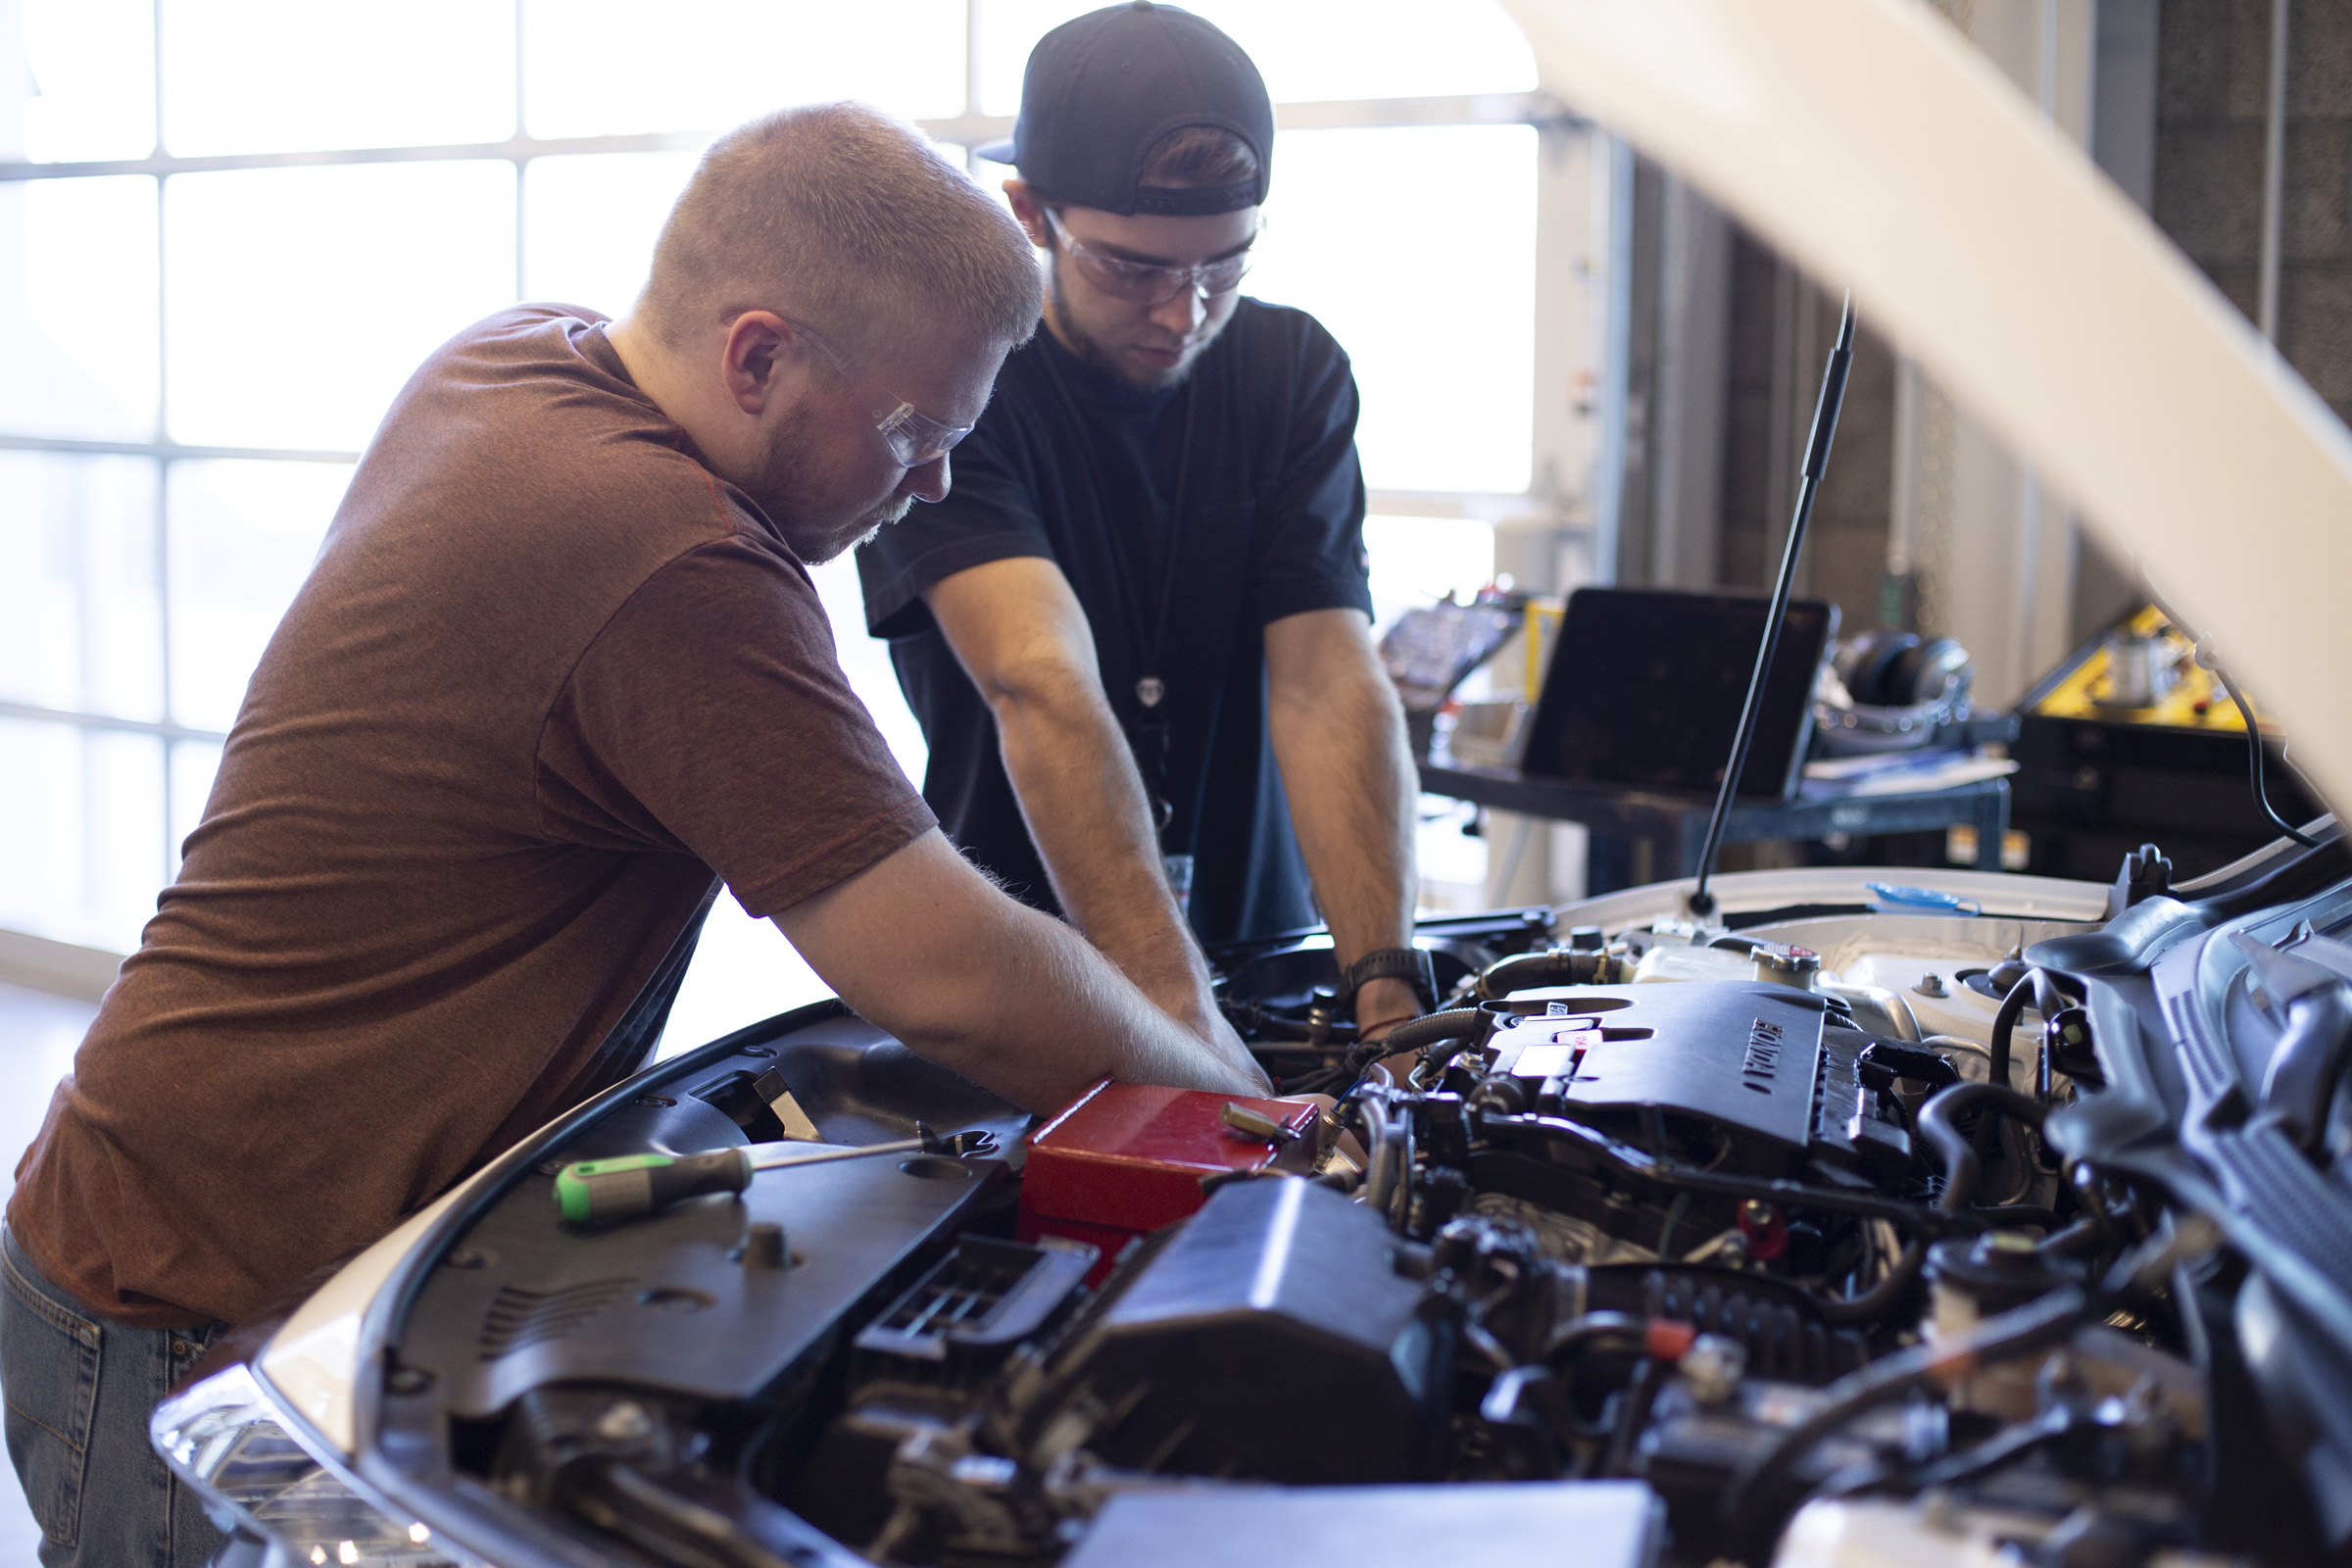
1506 0 2352 814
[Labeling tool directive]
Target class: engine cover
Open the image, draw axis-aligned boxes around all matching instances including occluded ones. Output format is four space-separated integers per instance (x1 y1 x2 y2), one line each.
1487 983 1906 1178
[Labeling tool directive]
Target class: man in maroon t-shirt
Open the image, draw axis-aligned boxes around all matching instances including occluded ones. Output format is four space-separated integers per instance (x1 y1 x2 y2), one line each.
1 103 1265 1568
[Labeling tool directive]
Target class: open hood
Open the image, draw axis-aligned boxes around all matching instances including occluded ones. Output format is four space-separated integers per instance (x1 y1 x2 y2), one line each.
1505 0 2352 813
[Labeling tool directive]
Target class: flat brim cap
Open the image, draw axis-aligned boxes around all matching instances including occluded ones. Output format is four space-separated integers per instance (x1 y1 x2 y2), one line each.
983 2 1272 217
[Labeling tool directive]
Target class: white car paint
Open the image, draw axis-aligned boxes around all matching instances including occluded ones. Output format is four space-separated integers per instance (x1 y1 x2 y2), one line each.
1554 865 2112 933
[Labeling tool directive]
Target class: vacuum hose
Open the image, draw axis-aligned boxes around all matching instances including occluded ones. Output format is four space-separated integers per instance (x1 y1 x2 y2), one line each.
1815 1081 2046 1326
1473 949 1612 1001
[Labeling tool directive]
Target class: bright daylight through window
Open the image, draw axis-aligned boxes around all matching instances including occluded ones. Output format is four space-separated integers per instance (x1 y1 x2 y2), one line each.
0 0 1569 1046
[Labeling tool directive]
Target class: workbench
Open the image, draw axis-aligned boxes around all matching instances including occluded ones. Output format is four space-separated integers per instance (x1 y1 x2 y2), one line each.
1418 760 2011 895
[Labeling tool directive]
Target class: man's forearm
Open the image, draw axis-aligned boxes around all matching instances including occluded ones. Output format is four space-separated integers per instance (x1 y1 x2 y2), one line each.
1267 612 1420 1010
923 560 1218 1027
987 673 1219 1016
886 893 1257 1111
1278 693 1417 959
777 830 1265 1113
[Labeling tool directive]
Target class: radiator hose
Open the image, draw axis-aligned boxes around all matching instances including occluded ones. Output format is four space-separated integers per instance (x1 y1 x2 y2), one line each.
1473 949 1613 1001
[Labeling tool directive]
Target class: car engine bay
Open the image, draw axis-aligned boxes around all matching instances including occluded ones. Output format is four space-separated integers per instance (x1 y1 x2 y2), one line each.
194 835 2352 1568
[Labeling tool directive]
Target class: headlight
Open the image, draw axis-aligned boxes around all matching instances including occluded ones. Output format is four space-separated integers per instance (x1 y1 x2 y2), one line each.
153 1364 461 1567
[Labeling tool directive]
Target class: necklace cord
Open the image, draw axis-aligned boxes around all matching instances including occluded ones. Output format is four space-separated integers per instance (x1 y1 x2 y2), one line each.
1036 338 1203 841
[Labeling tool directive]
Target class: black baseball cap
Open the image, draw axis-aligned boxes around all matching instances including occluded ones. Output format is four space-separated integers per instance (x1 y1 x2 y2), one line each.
978 2 1273 217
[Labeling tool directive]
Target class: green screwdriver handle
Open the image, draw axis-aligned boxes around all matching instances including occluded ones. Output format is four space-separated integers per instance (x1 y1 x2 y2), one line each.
554 1148 753 1224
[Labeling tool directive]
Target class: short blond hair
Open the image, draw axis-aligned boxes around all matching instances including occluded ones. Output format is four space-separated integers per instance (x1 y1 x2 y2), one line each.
641 102 1043 357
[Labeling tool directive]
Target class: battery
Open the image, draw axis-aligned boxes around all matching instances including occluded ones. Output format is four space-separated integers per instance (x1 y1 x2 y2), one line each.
1016 1079 1319 1275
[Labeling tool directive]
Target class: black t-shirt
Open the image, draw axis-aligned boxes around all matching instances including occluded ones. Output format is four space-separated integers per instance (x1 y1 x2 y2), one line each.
858 297 1371 944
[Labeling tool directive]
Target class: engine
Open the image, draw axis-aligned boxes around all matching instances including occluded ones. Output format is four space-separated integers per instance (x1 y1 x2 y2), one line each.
415 898 2338 1568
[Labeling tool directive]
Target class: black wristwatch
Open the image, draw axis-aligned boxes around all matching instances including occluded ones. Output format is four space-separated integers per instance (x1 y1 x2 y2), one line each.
1343 947 1437 1017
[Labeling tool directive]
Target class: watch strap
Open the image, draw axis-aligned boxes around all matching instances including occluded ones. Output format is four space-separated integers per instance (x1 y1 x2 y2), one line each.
1343 947 1436 1015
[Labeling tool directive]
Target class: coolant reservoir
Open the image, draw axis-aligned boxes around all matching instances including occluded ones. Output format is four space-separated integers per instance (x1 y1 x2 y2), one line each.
1630 945 1752 984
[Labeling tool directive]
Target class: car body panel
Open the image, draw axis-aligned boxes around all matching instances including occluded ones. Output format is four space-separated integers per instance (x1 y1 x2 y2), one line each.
256 1182 480 1456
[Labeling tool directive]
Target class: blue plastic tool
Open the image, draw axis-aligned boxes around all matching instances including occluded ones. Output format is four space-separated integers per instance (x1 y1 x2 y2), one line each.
1865 881 1981 916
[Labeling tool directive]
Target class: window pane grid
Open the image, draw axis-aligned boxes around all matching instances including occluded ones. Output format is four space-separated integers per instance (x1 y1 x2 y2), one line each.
0 1 1548 955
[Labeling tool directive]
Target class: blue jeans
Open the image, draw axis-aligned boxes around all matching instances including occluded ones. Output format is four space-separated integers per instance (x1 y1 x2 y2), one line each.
2 1226 226 1568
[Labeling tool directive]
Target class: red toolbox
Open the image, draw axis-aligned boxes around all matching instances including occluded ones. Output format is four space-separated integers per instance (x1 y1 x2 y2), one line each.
1018 1080 1321 1278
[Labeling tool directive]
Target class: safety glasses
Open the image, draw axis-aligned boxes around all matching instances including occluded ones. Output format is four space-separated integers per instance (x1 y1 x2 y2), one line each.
867 398 973 469
1044 208 1254 308
790 319 974 468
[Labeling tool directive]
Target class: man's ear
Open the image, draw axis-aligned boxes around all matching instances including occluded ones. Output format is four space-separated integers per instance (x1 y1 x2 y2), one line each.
1002 179 1051 249
719 311 795 416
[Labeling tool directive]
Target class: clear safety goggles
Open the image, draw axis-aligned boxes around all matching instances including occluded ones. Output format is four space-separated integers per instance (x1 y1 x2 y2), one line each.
870 399 973 468
1044 208 1255 308
792 319 974 468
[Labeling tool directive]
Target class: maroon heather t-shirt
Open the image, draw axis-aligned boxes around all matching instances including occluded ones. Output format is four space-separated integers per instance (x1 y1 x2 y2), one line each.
9 306 935 1329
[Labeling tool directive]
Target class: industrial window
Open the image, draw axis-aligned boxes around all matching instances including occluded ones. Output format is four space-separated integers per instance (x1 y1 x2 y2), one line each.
0 1 1563 1023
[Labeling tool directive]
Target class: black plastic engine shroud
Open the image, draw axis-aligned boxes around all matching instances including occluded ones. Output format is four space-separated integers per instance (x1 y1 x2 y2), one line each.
1485 982 1908 1179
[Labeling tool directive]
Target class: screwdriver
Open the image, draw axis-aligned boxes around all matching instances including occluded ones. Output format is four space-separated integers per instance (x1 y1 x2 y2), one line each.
554 1123 998 1225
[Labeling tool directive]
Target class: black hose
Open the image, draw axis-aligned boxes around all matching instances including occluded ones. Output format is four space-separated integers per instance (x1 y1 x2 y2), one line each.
1924 1082 2046 1205
1481 1113 1962 1230
1599 1356 1671 1478
2066 1160 2123 1250
1379 1008 1489 1056
1812 1403 2072 1509
1312 1008 1492 1098
1474 950 1610 1001
1721 1284 2090 1543
1814 1235 1927 1327
1486 1114 1984 1241
2032 970 2063 1104
1985 972 2035 1105
1543 1310 1648 1359
2033 1218 2106 1257
2225 684 2321 848
1816 1083 2046 1327
1726 1216 2213 1548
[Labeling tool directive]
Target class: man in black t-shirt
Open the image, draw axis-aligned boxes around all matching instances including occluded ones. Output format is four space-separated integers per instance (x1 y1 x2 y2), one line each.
858 3 1427 1051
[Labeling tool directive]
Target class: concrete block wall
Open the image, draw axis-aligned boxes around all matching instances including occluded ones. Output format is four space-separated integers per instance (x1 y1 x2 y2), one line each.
2158 0 2352 421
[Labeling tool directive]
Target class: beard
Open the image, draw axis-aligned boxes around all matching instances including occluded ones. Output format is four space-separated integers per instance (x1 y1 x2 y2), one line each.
1048 253 1230 393
745 418 911 564
840 502 908 558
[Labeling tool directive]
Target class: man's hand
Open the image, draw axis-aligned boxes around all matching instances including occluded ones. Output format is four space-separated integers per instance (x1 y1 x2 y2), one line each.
1152 977 1260 1092
776 828 1269 1112
1120 943 1243 1061
1162 983 1255 1070
1353 975 1424 1042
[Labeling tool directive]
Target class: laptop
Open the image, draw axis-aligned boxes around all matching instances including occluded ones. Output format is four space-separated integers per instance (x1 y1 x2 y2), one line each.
1517 587 1838 802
